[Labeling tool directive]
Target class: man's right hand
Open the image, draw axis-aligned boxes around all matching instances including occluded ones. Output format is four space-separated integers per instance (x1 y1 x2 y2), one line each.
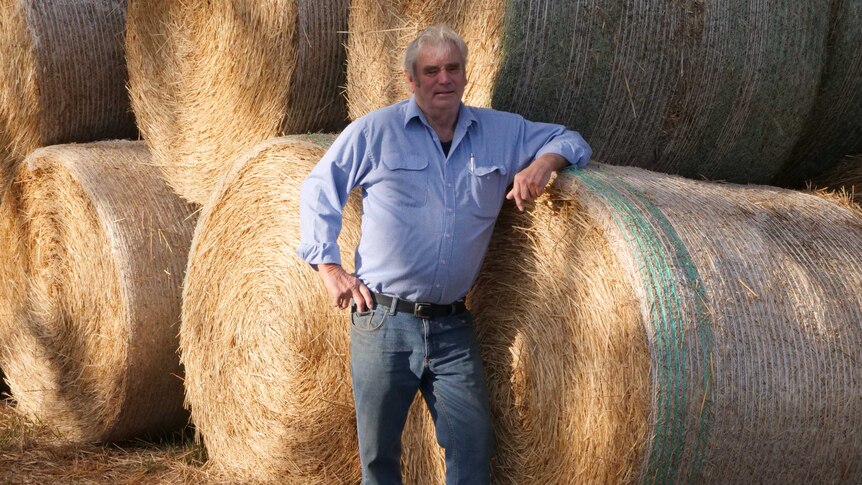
319 263 375 311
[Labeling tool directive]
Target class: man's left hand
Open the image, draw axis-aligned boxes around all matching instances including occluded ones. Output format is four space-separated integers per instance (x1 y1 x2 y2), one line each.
506 153 569 211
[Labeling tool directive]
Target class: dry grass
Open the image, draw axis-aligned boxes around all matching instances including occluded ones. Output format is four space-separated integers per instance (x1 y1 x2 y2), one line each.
0 399 214 484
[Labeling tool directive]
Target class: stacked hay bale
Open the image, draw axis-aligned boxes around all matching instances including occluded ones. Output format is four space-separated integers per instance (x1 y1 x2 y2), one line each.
0 0 136 192
126 0 349 204
469 164 862 483
181 135 445 483
0 141 196 442
776 1 862 186
347 1 832 184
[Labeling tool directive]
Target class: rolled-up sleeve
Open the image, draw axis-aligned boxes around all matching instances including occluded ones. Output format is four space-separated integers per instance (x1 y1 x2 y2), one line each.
297 122 371 269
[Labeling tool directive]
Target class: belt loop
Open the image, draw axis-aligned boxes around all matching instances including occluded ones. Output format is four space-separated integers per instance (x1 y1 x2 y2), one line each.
389 296 399 316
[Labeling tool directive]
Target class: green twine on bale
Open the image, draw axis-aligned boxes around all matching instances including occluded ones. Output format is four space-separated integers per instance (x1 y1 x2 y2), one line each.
567 166 714 484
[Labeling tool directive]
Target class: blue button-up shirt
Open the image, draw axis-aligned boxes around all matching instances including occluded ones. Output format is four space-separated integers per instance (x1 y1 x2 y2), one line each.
298 97 591 304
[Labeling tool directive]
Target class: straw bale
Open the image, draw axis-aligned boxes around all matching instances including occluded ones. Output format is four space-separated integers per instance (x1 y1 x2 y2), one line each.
0 141 196 443
0 0 136 194
180 135 445 483
126 0 349 205
346 1 828 184
777 2 862 185
472 164 862 483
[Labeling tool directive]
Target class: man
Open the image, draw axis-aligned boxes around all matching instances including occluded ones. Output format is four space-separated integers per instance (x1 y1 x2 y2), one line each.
298 25 591 485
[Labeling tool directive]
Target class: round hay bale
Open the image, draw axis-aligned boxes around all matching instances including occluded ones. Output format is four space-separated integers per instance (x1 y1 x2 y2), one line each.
346 1 828 183
126 0 349 205
0 141 196 442
0 0 136 192
181 135 445 483
470 164 862 483
776 2 862 186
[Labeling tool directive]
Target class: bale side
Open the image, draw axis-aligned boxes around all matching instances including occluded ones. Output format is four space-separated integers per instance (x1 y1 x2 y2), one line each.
1 141 195 442
470 194 652 484
553 164 862 483
180 135 445 483
126 0 349 205
0 0 136 191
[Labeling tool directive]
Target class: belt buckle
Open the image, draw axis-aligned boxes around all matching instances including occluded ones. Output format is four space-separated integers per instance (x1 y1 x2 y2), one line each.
414 303 432 318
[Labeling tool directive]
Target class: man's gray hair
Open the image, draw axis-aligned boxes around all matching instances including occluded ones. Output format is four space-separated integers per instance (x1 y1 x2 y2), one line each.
403 25 468 76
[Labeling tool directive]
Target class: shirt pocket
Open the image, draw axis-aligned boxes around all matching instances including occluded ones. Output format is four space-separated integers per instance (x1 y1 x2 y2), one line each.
469 163 508 218
379 153 430 208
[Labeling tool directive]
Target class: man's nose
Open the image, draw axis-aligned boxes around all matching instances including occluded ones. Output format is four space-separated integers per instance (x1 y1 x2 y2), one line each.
437 70 451 84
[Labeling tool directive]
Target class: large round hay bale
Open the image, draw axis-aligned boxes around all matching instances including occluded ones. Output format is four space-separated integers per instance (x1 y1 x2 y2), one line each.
776 2 862 186
0 0 136 192
470 164 862 483
0 141 196 442
347 1 828 184
181 135 445 483
126 0 349 205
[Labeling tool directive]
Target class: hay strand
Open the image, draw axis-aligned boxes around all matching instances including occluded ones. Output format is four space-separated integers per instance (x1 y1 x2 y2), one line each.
126 0 349 205
0 141 196 442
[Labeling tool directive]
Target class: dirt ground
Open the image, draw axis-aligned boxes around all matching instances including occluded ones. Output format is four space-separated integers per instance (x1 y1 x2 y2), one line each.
0 399 217 484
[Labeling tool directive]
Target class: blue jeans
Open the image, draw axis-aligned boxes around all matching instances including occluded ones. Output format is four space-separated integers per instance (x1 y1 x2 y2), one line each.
350 305 493 485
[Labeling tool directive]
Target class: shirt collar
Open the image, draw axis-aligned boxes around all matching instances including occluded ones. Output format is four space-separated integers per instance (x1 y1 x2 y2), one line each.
403 96 477 130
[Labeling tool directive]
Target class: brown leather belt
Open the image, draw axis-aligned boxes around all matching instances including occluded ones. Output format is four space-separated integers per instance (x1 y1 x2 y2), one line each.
372 292 467 319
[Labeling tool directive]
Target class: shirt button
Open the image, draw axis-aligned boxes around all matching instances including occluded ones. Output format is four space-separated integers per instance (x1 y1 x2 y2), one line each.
447 183 453 188
441 259 446 264
435 284 441 288
444 233 451 238
447 208 454 213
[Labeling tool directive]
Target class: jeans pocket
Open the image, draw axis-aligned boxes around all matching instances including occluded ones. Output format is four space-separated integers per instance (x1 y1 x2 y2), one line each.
351 308 387 332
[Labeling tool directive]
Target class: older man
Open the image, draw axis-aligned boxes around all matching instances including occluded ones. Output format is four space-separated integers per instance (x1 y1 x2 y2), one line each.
298 25 591 485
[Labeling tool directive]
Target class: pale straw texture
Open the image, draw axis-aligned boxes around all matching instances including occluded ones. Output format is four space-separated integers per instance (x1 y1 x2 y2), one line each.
126 0 349 205
0 141 196 443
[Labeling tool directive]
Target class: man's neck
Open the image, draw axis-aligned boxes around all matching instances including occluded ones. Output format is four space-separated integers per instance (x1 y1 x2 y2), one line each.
422 106 459 143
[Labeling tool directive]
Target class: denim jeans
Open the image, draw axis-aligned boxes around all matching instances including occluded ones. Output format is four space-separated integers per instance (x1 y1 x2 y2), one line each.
350 305 493 485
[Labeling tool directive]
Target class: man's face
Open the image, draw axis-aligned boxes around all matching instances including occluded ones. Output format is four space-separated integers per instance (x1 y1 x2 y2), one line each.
406 43 467 116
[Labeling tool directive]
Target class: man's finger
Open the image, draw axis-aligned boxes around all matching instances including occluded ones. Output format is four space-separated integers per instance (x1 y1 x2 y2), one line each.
357 284 375 311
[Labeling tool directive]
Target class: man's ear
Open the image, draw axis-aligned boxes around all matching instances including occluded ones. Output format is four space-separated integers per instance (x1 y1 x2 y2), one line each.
404 70 416 93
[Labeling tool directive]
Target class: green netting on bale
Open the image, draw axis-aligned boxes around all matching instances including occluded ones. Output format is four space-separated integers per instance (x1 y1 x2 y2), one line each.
568 166 714 483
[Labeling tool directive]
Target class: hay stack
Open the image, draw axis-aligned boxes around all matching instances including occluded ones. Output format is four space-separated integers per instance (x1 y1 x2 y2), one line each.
0 0 136 192
347 1 828 184
181 135 445 483
777 2 862 186
0 141 196 442
126 0 349 205
469 164 862 483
